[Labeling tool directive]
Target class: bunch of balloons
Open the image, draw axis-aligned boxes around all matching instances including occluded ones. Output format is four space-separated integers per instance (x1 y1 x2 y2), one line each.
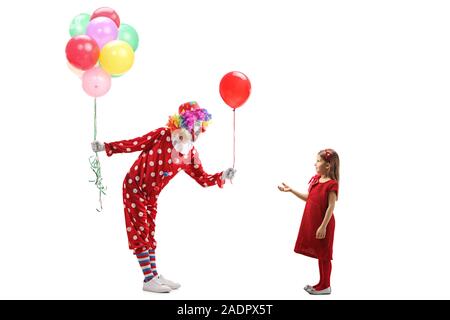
65 7 139 97
65 7 139 211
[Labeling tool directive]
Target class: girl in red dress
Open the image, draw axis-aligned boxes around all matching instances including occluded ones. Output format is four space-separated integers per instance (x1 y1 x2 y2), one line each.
278 148 340 295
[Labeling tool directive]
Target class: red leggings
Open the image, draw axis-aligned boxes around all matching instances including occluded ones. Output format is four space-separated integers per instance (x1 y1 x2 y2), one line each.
317 260 332 290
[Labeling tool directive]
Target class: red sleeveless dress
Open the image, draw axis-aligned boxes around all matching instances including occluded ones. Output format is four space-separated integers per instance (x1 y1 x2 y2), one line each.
294 175 339 261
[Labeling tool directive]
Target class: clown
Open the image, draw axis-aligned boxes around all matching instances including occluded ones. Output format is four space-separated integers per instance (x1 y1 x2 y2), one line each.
91 101 236 293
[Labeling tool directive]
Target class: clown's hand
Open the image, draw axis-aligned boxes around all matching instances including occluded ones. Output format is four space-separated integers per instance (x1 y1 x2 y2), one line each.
221 168 237 182
91 140 105 153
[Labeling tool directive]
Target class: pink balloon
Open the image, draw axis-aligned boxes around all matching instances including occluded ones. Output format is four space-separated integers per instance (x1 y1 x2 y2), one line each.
86 17 118 49
82 67 111 97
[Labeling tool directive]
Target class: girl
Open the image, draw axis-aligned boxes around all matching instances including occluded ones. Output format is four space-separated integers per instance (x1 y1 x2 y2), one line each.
278 148 339 295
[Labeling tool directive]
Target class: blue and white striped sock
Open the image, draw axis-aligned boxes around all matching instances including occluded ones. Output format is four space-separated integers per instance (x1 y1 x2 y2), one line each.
136 251 154 282
149 249 158 277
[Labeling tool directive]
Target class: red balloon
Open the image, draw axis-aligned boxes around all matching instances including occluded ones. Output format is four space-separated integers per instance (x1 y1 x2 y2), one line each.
219 71 251 109
91 7 120 27
65 35 100 71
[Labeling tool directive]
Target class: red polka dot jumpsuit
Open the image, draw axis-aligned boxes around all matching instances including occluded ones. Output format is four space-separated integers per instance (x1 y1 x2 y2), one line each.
104 127 224 255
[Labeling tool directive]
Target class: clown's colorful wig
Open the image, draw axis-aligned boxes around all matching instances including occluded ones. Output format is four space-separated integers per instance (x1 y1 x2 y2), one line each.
166 102 212 132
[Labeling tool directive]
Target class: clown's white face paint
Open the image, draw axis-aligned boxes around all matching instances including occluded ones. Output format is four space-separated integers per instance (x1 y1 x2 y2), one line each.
171 128 193 154
192 122 202 142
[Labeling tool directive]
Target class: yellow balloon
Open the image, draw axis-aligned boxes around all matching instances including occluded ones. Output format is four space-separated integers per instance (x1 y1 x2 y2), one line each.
99 40 135 75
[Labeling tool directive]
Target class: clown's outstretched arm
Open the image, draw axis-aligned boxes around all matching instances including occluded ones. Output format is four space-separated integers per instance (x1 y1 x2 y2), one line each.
184 148 236 188
92 127 167 157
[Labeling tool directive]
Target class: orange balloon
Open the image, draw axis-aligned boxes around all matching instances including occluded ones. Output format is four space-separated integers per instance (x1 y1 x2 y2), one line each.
67 61 84 78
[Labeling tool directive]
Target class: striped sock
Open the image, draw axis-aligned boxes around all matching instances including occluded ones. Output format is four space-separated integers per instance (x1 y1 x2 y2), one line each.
136 251 154 282
149 249 158 277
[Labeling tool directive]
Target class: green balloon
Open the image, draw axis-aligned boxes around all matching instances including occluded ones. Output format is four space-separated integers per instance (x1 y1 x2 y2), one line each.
69 13 90 37
118 24 139 51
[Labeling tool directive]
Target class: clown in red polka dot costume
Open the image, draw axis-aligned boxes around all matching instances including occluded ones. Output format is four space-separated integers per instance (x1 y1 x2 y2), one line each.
91 101 236 293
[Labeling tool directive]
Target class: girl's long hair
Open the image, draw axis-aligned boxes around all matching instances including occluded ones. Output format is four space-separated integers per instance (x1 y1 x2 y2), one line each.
319 148 340 182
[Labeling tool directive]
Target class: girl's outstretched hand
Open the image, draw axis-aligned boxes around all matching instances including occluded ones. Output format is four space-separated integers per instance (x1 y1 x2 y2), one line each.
278 182 291 192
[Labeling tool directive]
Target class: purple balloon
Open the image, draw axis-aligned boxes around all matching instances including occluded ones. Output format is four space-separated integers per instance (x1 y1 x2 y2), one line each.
86 17 118 49
82 67 112 97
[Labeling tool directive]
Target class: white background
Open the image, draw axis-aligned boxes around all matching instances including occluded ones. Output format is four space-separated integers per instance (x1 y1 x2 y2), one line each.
0 0 449 300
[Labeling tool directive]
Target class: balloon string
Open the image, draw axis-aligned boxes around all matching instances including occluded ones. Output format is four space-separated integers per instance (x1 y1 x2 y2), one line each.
233 108 236 170
89 98 106 212
94 97 97 141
